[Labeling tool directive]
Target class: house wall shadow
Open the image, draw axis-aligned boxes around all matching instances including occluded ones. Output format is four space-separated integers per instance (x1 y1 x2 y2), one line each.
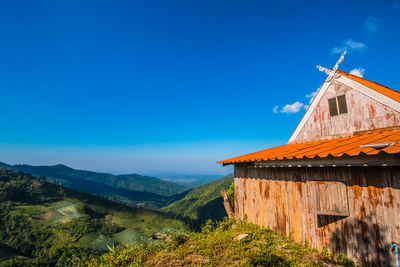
323 209 395 267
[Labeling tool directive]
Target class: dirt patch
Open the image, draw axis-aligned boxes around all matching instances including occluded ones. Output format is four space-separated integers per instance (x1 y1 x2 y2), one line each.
300 251 337 267
54 202 81 219
43 202 83 224
41 211 58 221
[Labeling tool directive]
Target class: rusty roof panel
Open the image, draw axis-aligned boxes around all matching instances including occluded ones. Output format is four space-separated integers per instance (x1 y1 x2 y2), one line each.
218 129 400 164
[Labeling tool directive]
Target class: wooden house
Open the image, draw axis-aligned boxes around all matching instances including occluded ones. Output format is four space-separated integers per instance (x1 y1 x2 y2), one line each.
218 60 400 266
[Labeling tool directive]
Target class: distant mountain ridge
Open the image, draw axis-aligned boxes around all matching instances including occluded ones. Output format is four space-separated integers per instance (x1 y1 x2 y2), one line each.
157 174 224 188
0 162 188 209
0 162 185 196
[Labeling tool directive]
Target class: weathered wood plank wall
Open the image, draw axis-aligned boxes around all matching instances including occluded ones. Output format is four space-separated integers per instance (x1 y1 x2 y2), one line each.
234 165 400 266
292 80 400 143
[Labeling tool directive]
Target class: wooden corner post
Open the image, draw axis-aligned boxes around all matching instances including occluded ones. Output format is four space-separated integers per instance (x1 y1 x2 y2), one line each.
221 190 234 218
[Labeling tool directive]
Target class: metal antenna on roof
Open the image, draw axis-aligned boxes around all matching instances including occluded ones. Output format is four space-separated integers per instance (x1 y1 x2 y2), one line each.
316 50 346 82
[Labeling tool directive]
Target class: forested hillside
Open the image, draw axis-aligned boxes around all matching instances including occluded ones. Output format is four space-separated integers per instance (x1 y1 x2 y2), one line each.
0 163 188 209
0 169 187 266
161 174 234 229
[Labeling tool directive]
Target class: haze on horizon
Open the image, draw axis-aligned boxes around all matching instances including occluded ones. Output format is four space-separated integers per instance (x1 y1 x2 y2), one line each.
1 0 399 174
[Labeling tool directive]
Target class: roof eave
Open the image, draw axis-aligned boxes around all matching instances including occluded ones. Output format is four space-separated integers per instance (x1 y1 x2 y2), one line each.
220 152 400 168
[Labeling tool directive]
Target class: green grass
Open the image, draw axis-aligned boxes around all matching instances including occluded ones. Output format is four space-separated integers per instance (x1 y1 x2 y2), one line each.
11 205 46 217
76 229 149 250
113 229 147 244
83 218 352 267
88 234 113 252
76 231 101 247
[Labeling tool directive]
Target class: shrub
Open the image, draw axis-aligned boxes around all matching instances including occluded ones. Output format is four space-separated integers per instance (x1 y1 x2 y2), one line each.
338 253 355 267
100 222 124 237
201 219 214 234
226 182 235 207
321 247 333 260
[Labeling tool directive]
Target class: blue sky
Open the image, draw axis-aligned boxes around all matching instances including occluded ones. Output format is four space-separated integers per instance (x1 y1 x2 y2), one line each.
0 0 399 175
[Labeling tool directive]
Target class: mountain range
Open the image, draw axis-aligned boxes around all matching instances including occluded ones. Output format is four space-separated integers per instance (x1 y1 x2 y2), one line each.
0 162 234 228
0 162 188 209
156 174 224 188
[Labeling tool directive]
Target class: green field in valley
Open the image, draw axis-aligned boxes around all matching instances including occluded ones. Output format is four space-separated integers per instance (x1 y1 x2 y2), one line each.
0 168 187 266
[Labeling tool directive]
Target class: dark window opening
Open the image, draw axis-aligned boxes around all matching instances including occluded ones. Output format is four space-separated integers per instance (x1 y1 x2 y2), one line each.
328 95 347 116
329 98 338 116
337 95 348 114
317 215 346 227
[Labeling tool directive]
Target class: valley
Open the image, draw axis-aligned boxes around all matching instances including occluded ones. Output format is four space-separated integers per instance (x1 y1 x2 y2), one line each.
0 168 188 266
161 173 234 229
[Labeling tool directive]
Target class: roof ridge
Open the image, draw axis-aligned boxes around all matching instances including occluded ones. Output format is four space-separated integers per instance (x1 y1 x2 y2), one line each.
337 70 396 91
337 69 400 103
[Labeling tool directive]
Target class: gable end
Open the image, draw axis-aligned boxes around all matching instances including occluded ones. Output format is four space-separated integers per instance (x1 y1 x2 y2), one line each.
288 72 400 144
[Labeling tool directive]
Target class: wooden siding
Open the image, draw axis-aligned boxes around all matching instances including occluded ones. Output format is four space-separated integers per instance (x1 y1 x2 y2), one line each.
307 181 349 216
234 165 400 266
292 80 400 143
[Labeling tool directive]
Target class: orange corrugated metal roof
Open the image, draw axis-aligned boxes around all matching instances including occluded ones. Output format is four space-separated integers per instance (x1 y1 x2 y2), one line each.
217 129 400 165
337 70 400 103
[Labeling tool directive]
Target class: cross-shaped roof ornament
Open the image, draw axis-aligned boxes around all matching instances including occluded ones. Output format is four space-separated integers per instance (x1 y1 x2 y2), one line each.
316 50 346 82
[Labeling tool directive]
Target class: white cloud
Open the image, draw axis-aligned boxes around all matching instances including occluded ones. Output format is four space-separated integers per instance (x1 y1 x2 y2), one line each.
350 67 365 78
332 47 345 54
306 91 317 98
306 90 318 103
346 40 366 49
280 102 304 114
275 90 321 114
332 39 366 54
365 16 378 35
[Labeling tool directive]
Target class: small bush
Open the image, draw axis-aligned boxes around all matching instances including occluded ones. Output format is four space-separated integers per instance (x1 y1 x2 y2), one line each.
166 232 189 250
321 247 334 260
201 219 215 234
100 222 124 237
226 182 235 207
338 253 355 267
